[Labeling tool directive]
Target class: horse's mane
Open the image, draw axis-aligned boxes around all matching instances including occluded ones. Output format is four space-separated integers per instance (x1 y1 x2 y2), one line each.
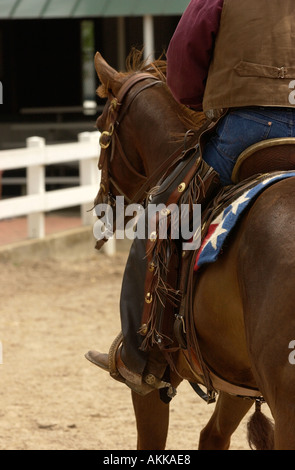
98 48 207 133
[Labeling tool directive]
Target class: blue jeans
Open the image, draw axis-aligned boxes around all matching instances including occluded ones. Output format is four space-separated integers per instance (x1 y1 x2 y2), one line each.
202 107 295 185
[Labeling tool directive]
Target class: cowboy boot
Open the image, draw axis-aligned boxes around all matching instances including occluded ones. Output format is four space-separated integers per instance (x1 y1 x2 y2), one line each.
85 332 175 396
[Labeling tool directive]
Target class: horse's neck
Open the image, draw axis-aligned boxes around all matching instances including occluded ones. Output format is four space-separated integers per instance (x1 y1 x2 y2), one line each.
129 87 197 185
137 114 189 177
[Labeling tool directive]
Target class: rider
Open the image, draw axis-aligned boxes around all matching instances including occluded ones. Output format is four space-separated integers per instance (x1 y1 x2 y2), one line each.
86 0 295 395
167 0 295 185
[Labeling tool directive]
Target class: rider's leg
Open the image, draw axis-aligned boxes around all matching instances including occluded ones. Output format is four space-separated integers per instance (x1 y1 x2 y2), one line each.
86 231 170 395
86 190 180 396
86 151 220 396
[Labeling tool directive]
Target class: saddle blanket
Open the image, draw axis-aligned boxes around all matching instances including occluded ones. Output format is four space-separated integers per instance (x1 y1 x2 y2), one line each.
194 171 295 271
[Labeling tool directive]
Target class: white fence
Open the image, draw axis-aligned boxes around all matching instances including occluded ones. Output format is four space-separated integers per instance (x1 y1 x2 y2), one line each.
0 131 116 255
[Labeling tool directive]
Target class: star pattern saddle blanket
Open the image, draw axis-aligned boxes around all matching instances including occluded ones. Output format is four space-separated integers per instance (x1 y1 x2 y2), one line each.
194 171 295 271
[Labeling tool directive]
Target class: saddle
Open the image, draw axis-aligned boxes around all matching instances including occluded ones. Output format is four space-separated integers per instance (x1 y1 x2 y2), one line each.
232 137 295 183
142 136 295 402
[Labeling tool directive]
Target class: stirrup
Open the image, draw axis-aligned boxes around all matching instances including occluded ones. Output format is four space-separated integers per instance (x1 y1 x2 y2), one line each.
85 331 154 394
107 332 175 396
85 331 177 397
108 331 125 382
85 331 125 384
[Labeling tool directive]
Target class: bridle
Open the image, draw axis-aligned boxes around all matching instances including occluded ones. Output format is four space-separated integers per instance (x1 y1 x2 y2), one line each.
96 72 200 209
97 73 161 207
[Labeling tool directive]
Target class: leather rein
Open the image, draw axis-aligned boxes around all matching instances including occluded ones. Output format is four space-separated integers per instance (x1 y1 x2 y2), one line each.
96 72 198 207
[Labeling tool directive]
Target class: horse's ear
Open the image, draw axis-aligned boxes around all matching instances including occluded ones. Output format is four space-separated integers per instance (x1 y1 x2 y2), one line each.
94 51 122 96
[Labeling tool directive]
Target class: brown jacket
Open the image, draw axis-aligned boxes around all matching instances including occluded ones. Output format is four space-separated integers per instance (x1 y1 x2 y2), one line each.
203 0 295 113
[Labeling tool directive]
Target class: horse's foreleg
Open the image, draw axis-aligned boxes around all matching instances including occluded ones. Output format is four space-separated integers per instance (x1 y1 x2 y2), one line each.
132 389 170 450
198 392 253 450
132 372 182 450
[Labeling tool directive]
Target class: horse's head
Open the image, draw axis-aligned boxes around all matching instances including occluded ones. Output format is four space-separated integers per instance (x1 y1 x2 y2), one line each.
92 50 206 249
93 51 166 248
94 51 161 203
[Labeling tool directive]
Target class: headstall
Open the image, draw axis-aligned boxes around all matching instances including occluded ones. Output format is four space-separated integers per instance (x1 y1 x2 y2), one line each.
97 73 162 206
96 72 200 208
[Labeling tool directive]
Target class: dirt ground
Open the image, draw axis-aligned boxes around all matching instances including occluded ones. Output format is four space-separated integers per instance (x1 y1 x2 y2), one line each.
0 241 273 451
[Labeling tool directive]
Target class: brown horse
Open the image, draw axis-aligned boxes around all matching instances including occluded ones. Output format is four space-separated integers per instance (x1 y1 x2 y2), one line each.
92 50 295 450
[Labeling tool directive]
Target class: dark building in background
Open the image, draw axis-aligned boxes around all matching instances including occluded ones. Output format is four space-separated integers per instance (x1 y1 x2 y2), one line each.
0 0 189 197
0 14 184 149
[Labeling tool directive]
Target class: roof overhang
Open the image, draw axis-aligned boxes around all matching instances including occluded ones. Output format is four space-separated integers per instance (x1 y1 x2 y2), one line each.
0 0 190 19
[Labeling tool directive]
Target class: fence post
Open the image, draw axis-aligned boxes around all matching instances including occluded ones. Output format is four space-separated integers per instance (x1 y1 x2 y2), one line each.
78 131 100 225
26 136 45 239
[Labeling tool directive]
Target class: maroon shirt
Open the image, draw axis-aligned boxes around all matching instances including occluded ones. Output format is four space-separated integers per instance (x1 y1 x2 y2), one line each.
167 0 224 110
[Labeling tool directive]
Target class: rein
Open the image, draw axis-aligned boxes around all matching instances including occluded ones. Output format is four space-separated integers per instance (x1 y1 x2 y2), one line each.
96 72 200 206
